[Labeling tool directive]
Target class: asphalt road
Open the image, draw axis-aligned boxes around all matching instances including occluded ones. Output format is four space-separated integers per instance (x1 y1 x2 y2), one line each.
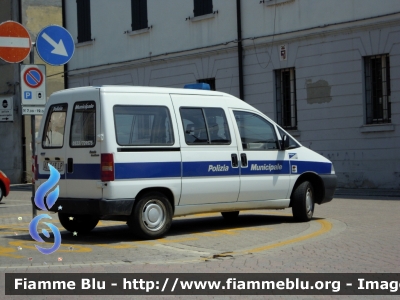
0 186 399 299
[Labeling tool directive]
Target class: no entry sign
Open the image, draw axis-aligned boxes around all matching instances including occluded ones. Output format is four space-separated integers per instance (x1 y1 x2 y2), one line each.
0 21 31 63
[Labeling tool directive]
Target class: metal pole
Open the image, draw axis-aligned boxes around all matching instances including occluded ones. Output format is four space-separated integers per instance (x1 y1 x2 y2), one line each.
30 43 37 218
236 0 244 101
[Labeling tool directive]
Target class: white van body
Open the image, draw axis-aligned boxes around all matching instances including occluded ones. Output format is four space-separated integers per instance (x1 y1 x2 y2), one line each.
34 86 336 239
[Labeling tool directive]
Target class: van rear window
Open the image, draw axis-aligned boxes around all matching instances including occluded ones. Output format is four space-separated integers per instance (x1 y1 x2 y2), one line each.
70 101 96 148
42 104 68 148
114 106 174 146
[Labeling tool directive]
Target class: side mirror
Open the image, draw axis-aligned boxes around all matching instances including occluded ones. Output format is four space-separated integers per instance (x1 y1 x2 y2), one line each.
280 135 289 150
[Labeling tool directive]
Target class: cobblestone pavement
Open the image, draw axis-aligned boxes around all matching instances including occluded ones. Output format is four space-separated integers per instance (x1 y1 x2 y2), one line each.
0 186 398 299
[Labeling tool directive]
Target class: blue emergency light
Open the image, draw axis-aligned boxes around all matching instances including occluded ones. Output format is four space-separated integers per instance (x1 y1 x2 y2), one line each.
183 83 211 90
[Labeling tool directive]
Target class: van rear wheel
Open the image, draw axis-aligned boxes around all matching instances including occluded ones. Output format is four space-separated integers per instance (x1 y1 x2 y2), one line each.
292 181 314 222
58 213 99 233
128 192 172 240
221 211 239 220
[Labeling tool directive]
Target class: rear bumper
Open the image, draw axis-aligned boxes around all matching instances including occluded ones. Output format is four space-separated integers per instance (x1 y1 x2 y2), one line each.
33 197 135 216
320 174 337 204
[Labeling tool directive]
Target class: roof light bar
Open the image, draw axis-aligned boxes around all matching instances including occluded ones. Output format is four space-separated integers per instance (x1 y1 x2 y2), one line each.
183 83 211 90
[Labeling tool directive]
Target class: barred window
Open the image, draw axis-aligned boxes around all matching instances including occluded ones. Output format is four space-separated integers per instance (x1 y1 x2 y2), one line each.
365 54 391 124
76 0 92 43
275 68 297 130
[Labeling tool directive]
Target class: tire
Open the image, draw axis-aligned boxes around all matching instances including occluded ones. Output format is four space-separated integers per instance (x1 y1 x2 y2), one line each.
292 181 314 222
58 213 99 233
221 211 239 220
0 186 3 202
128 192 173 240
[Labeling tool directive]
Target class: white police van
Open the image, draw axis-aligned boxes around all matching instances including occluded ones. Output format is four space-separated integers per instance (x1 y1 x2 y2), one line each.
34 84 336 239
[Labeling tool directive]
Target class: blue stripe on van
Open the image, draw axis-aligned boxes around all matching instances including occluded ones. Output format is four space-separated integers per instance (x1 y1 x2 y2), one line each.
37 160 331 180
183 161 239 177
115 162 181 179
38 164 101 180
294 161 331 174
68 164 101 179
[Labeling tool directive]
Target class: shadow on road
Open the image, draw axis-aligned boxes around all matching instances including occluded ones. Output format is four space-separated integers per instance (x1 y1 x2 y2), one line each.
2 212 315 246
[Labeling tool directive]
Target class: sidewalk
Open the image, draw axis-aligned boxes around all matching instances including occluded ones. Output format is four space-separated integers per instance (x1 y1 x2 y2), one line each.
334 188 400 198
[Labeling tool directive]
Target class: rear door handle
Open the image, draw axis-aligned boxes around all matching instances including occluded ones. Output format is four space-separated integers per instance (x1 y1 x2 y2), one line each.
231 154 238 167
241 153 248 167
67 158 73 173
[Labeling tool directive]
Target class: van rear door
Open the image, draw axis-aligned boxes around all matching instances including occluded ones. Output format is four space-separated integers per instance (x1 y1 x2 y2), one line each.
64 90 102 199
37 103 68 198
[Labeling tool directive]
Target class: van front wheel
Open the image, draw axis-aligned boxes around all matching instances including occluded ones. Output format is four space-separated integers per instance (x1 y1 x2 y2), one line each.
128 192 172 239
58 213 99 233
292 181 314 222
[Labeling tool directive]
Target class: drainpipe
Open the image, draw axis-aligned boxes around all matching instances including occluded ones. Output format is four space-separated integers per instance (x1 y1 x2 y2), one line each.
62 0 68 89
236 0 244 100
18 0 27 182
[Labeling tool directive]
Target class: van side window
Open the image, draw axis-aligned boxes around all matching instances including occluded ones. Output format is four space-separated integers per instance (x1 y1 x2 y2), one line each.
114 106 174 146
42 104 68 148
233 111 279 150
70 101 96 148
180 107 231 145
277 126 300 149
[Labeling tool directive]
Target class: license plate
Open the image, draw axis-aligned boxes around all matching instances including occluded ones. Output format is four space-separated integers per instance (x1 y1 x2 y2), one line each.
43 161 64 172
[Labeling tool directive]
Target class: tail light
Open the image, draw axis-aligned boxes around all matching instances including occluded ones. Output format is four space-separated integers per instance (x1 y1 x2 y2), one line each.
101 153 114 182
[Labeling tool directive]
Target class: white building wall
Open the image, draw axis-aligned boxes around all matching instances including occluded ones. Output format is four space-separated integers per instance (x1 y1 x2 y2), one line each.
64 0 400 189
65 0 237 70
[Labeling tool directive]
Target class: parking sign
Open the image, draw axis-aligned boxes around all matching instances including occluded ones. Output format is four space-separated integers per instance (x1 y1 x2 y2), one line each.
20 64 46 106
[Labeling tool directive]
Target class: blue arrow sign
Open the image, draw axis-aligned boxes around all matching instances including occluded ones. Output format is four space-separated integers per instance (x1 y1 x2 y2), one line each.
36 25 75 66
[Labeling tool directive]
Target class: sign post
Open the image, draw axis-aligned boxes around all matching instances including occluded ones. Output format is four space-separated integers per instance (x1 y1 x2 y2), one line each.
29 49 37 218
0 21 31 63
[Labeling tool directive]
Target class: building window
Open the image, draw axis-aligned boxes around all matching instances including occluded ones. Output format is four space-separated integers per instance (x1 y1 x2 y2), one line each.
76 0 92 43
275 68 297 130
131 0 148 31
197 78 216 91
194 0 213 17
365 54 391 124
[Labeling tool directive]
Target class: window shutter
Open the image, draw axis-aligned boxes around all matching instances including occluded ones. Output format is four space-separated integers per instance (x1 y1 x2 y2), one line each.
77 0 91 43
204 0 213 14
194 0 201 16
194 0 213 17
131 0 148 31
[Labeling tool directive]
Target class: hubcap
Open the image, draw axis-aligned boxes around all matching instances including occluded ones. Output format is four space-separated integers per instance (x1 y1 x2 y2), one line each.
142 200 166 232
305 187 313 215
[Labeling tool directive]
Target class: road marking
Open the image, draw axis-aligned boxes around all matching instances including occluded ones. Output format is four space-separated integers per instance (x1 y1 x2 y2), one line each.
0 245 24 259
231 219 332 256
8 241 92 253
0 204 32 207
